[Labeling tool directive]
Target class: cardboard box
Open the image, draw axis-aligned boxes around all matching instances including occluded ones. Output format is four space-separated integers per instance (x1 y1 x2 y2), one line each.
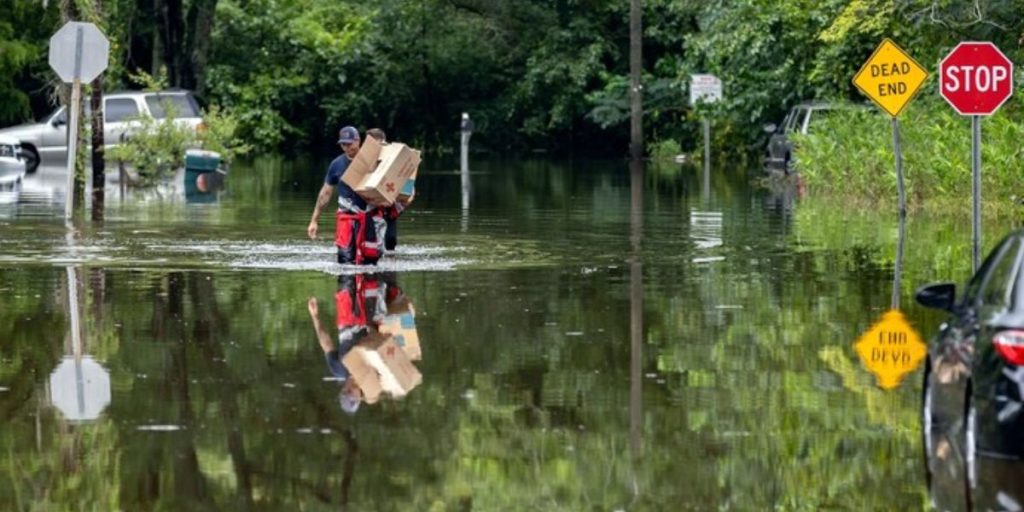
357 144 420 206
378 303 420 360
341 136 421 207
342 334 422 403
398 168 417 204
341 135 382 191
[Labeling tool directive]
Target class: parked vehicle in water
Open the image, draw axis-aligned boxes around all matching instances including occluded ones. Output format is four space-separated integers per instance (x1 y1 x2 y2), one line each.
0 89 204 174
762 102 860 172
0 135 27 189
919 231 1024 509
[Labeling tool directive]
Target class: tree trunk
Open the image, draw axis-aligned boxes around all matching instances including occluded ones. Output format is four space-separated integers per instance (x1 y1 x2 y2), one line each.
185 0 218 95
161 0 184 86
90 75 105 221
629 0 643 160
151 0 163 76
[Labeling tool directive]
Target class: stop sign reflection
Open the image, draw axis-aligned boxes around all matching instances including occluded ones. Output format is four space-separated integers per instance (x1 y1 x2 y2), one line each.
940 42 1014 116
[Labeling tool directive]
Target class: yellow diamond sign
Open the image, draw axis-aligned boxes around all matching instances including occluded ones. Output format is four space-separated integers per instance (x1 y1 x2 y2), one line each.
852 39 929 117
854 309 927 390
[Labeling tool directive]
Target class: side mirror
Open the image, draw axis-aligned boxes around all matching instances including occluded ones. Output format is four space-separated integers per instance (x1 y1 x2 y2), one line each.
915 282 957 312
763 123 777 134
52 117 66 127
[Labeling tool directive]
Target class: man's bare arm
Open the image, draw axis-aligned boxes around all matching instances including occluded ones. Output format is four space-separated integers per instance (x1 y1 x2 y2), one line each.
308 183 335 239
308 298 334 353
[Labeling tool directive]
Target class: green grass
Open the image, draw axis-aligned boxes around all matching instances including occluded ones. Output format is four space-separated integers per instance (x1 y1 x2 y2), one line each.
792 95 1024 217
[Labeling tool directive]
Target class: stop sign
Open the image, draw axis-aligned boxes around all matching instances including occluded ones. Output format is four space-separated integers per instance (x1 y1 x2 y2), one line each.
939 42 1014 115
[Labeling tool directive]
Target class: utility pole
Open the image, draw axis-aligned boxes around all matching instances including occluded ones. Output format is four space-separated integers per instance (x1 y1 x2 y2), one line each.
629 0 643 160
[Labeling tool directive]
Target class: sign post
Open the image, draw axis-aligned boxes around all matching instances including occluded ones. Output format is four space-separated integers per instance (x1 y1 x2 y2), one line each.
852 38 929 218
851 40 928 389
690 74 722 184
938 42 1014 271
48 22 110 220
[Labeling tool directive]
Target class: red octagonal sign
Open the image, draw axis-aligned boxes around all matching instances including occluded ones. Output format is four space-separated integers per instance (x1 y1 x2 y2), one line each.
940 42 1015 116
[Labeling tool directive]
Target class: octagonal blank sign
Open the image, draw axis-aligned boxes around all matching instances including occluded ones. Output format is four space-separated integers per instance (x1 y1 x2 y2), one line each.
49 22 109 83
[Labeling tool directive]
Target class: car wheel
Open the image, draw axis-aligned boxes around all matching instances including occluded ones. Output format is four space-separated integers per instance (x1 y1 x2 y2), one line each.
21 145 39 174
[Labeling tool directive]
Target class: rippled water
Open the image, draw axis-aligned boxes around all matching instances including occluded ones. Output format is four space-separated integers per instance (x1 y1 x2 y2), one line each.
0 156 989 510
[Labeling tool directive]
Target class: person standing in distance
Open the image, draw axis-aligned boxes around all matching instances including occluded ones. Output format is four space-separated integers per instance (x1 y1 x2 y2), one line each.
307 126 385 264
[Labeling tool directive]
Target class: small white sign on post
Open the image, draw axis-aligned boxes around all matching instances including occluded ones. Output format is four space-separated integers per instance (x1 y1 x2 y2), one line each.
48 22 110 220
689 74 723 106
690 74 722 178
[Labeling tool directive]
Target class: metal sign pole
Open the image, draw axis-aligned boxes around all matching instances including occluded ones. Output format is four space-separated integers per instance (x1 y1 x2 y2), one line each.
892 213 906 310
891 118 906 218
702 118 710 178
972 115 981 271
891 117 906 310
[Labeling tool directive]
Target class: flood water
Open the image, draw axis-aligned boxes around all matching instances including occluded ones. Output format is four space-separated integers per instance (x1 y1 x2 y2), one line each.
0 156 990 510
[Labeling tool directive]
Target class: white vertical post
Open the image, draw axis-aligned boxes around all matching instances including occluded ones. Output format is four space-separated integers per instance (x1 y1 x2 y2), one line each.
65 82 81 220
67 266 82 359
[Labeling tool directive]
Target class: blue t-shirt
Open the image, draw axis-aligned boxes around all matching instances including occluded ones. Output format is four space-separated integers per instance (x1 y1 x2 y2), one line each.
324 325 368 380
325 154 368 213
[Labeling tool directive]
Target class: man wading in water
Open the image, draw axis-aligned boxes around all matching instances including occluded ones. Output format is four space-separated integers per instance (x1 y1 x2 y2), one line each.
307 126 386 264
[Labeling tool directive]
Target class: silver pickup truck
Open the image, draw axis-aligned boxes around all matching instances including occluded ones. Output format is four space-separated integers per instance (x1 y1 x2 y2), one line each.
0 90 204 173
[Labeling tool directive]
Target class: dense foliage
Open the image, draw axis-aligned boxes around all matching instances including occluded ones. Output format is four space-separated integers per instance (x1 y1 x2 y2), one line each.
1 0 1022 155
793 96 1024 212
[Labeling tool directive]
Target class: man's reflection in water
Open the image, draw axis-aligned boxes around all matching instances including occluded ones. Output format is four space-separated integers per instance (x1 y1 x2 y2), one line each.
307 273 415 414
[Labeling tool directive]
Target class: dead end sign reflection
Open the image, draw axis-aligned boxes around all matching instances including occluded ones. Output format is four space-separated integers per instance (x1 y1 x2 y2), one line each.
854 309 926 390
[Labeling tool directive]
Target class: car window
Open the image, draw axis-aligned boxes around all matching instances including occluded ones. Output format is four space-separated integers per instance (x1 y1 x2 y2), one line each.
785 108 806 133
145 94 200 119
978 238 1022 310
805 109 838 134
778 110 795 133
51 108 66 125
962 237 1019 308
47 104 95 124
105 98 140 123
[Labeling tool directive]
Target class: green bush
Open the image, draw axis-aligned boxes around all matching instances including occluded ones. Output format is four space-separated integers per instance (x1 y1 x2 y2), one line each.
792 96 1024 213
197 105 253 165
107 102 251 186
107 112 194 186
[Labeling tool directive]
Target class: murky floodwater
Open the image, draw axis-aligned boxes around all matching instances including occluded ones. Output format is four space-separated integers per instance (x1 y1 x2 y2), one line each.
0 157 993 510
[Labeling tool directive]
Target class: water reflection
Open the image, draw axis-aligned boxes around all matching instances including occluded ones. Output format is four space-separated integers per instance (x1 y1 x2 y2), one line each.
48 266 111 422
629 160 643 496
0 156 968 509
927 415 1024 511
461 158 471 232
308 273 422 411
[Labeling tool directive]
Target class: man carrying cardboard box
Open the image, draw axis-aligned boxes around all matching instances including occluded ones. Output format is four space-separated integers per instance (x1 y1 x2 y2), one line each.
365 128 415 252
307 125 387 265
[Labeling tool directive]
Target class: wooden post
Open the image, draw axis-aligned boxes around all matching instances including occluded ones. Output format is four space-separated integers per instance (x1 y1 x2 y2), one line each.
629 0 643 160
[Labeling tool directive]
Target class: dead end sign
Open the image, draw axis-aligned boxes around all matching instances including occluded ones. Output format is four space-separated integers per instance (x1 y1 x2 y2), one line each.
854 309 927 390
853 39 929 117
